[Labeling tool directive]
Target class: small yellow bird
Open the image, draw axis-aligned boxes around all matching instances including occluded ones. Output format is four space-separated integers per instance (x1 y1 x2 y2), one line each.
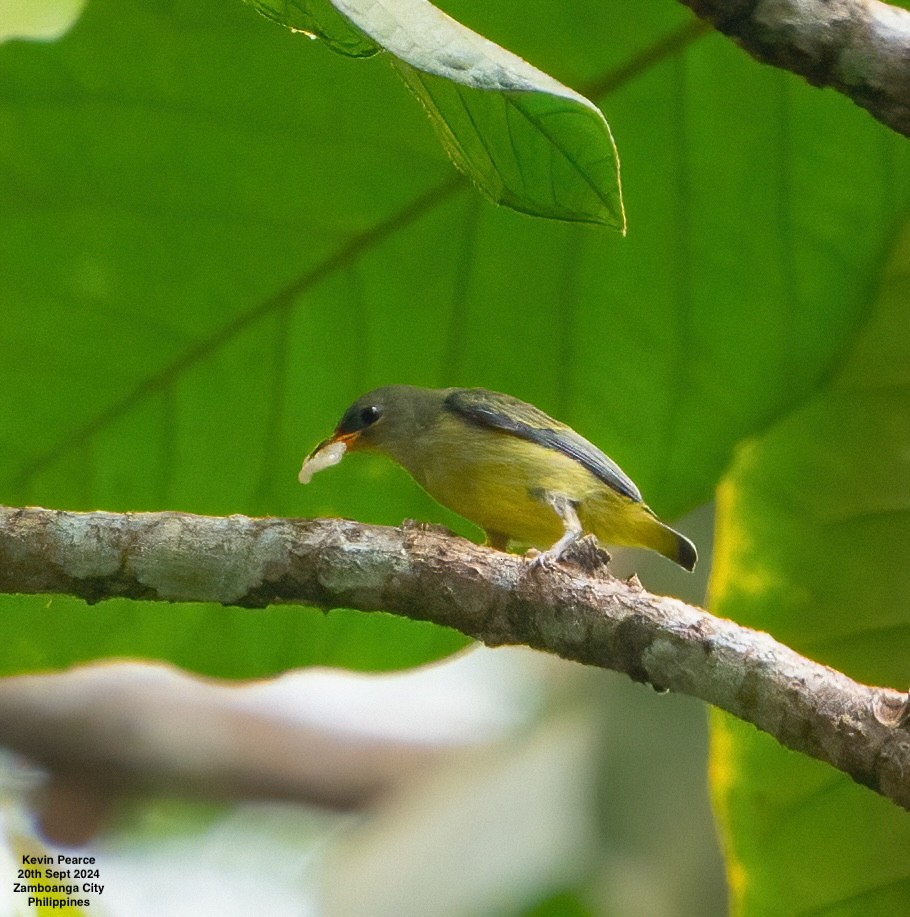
300 385 696 571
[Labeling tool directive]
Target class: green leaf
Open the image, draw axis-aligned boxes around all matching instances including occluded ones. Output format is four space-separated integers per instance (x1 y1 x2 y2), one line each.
1 0 910 692
246 0 624 228
519 887 594 917
0 596 467 678
243 0 378 57
7 3 910 910
709 220 910 914
392 65 623 227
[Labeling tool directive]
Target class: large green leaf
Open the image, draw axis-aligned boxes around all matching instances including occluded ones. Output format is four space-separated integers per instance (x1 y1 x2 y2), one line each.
709 221 910 914
246 0 625 228
1 0 909 691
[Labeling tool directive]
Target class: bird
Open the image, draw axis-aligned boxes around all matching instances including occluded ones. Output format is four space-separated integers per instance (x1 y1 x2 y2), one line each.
299 385 696 571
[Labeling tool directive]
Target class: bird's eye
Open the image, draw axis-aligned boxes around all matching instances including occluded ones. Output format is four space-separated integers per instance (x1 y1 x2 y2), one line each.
359 405 381 426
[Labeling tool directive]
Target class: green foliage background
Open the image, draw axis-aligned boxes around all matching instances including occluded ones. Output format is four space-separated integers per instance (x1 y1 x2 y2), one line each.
2 0 910 913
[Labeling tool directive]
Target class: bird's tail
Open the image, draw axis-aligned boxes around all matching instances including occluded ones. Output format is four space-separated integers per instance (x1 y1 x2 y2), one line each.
586 494 698 571
649 518 697 571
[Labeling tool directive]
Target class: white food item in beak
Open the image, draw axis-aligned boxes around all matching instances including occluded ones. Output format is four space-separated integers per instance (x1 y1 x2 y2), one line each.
298 440 347 484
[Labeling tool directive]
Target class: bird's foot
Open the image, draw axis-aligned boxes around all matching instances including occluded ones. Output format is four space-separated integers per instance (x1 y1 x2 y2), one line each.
524 547 555 570
564 535 611 573
524 535 610 574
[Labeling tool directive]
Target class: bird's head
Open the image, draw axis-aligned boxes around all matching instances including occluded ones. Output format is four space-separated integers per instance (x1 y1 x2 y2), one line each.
300 385 445 482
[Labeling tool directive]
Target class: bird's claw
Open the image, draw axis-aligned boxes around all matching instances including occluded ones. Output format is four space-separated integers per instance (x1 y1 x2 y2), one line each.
525 547 558 571
524 535 610 574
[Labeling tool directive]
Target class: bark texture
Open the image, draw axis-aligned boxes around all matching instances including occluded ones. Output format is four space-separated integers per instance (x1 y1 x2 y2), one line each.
1 505 909 809
680 0 910 137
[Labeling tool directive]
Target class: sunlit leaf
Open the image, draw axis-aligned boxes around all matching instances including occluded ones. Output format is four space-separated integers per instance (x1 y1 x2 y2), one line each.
709 219 910 915
0 0 86 43
246 0 624 227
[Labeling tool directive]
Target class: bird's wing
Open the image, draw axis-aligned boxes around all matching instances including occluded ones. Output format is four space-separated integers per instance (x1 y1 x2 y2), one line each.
444 388 642 502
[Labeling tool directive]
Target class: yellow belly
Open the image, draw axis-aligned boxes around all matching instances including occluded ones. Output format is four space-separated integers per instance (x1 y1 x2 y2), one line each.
401 415 644 549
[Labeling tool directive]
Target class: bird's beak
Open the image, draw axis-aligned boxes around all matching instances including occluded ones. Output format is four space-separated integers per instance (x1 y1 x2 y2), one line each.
310 430 360 456
299 431 357 485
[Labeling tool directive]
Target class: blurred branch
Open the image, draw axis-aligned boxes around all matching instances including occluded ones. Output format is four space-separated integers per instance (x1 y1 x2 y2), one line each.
0 663 447 843
679 0 910 137
1 505 909 810
0 662 442 807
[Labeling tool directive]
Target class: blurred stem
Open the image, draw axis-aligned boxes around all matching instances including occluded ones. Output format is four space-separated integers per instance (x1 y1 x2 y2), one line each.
0 662 447 842
0 504 909 810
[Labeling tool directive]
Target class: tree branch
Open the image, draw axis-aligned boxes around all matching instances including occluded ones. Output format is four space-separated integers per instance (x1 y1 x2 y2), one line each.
1 504 908 809
679 0 910 137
